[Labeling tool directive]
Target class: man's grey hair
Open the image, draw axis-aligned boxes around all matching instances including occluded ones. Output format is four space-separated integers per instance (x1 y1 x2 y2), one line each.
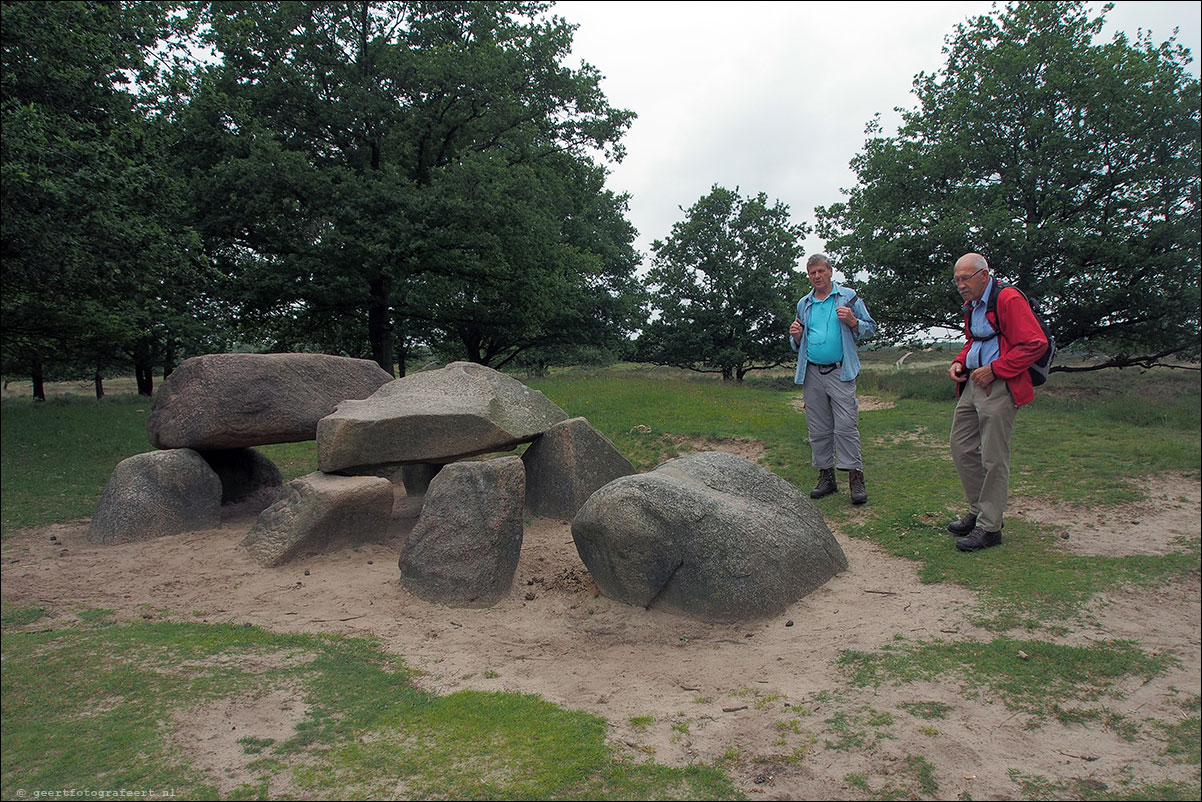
806 254 830 269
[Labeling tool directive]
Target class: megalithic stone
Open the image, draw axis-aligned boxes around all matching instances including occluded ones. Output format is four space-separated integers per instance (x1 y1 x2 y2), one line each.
147 353 393 450
571 451 848 622
317 361 567 474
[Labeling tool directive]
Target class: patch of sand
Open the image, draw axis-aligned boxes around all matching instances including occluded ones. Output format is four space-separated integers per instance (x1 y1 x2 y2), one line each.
3 474 1198 799
1009 474 1201 556
167 686 309 797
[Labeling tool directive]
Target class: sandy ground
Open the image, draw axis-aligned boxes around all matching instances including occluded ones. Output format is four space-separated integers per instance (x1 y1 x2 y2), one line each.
2 460 1199 800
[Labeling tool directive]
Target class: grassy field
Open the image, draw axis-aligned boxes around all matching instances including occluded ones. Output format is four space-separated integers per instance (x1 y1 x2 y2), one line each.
2 357 1200 799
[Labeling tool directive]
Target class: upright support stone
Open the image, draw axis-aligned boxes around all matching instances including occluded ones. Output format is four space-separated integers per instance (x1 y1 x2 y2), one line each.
242 472 394 567
399 457 525 606
522 417 634 520
87 450 222 544
571 451 848 622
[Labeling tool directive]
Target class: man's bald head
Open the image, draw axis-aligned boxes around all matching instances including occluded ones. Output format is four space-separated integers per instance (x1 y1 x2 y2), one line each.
955 253 988 273
953 253 991 302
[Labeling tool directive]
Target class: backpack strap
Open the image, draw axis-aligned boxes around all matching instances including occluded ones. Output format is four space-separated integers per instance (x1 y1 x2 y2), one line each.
970 281 1019 341
986 282 1035 338
981 281 1055 386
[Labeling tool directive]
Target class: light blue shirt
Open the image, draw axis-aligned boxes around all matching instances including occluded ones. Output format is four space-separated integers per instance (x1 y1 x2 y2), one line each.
790 283 877 384
966 279 1002 370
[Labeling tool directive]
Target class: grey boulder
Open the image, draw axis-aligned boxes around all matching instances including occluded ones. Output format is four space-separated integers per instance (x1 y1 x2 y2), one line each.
522 417 634 520
87 449 222 544
147 353 393 450
571 451 848 622
242 472 394 567
318 361 567 474
399 457 525 606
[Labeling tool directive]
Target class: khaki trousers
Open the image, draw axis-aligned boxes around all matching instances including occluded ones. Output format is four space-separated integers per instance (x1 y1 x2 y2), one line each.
950 379 1017 532
802 366 862 471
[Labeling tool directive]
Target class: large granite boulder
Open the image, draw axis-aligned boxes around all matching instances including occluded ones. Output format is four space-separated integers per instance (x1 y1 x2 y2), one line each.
148 353 393 450
571 451 848 622
522 417 634 520
318 361 567 474
399 457 525 606
87 449 222 544
199 447 283 505
242 472 394 567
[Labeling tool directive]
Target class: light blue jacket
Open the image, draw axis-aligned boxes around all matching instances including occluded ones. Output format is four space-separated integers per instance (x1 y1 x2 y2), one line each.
789 283 877 383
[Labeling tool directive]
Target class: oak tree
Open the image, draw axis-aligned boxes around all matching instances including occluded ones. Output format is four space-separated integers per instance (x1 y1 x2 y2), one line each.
180 1 639 374
639 186 807 382
816 1 1200 369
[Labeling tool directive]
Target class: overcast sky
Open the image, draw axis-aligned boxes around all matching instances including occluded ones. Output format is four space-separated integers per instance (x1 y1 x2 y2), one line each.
551 1 1202 272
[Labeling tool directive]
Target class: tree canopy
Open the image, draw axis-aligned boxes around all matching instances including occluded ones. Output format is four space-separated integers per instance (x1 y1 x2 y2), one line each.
816 0 1200 369
6 1 1197 394
178 0 640 375
638 186 807 382
1 0 215 397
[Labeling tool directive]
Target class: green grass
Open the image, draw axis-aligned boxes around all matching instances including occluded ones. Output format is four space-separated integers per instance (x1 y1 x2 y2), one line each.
1007 768 1199 801
3 362 1200 799
0 615 741 800
1157 695 1202 765
528 367 800 471
0 396 316 538
823 707 896 751
0 600 48 627
898 701 953 720
838 635 1177 723
1 396 154 533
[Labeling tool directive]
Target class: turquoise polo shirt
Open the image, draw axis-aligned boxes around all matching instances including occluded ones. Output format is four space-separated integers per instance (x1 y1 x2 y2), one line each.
806 294 844 365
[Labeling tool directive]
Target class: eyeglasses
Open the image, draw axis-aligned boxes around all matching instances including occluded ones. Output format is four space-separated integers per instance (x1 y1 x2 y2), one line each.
952 267 985 286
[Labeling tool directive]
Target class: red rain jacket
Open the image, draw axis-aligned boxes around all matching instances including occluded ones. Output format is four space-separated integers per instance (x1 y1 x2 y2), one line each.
954 285 1048 407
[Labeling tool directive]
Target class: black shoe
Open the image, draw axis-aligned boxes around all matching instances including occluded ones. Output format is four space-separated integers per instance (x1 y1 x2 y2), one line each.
849 469 867 505
947 513 978 536
955 526 1002 552
810 468 836 499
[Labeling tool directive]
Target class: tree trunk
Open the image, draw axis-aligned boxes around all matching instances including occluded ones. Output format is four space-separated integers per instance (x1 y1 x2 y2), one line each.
394 321 408 378
94 368 105 400
31 356 45 401
368 276 395 376
460 326 484 364
135 362 154 396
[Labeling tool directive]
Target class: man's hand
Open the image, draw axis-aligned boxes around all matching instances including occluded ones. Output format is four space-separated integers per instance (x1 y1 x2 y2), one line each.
971 364 995 396
836 306 858 331
789 318 802 346
949 361 967 383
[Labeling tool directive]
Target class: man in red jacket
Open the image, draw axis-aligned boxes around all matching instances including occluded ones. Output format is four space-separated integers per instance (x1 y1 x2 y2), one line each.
946 253 1048 552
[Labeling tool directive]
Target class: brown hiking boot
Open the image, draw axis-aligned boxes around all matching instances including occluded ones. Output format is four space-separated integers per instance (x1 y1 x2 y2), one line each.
810 468 837 499
849 469 867 505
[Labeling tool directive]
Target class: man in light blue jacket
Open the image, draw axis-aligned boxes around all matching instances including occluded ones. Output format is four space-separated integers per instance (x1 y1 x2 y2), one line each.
788 254 877 504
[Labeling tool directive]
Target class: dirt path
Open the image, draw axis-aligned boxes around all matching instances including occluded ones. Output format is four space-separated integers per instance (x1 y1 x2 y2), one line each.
2 474 1198 800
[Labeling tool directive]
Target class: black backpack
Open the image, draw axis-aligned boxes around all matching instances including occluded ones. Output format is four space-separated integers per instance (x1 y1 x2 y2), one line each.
972 283 1056 386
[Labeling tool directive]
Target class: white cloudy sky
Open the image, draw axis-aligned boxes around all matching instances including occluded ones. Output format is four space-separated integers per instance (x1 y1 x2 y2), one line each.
551 0 1202 269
